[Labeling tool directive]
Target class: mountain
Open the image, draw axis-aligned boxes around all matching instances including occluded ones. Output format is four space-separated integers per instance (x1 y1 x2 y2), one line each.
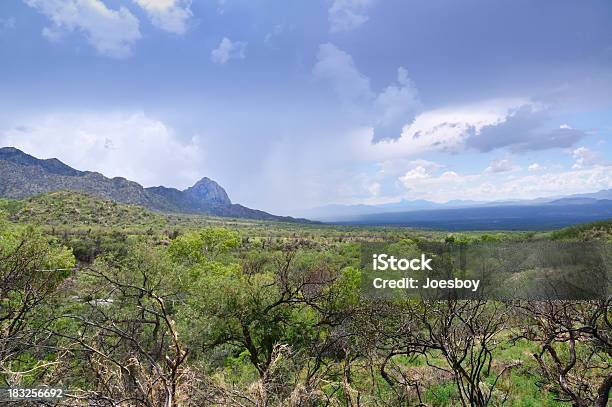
185 177 231 206
547 197 601 205
332 200 612 231
297 199 491 221
0 147 308 222
300 189 612 221
0 147 81 176
567 189 612 200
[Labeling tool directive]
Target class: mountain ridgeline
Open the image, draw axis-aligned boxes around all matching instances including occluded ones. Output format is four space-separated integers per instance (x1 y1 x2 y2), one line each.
0 147 305 222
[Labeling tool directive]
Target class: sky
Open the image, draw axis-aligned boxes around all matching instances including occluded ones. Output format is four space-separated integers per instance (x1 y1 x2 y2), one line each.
0 0 611 215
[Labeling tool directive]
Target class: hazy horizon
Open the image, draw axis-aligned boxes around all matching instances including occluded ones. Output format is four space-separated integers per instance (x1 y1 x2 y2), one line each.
2 1 612 215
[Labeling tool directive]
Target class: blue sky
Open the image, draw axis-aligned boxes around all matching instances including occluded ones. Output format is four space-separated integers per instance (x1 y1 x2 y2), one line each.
0 0 611 214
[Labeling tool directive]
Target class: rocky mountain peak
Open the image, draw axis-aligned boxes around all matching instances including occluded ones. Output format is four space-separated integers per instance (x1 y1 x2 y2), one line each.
184 177 231 206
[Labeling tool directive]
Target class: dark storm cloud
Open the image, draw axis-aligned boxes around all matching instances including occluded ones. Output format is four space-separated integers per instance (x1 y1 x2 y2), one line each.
511 127 585 152
466 105 586 153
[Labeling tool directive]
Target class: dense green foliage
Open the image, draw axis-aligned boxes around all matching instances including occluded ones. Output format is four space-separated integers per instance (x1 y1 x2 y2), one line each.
7 191 165 228
0 192 610 406
550 219 612 240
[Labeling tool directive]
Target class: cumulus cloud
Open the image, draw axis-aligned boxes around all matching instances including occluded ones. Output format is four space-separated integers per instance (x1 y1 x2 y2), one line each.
328 0 375 32
528 163 544 171
211 37 247 64
0 112 204 189
399 169 477 202
572 146 602 169
373 67 421 140
314 43 420 139
24 0 142 58
313 43 372 107
358 99 588 160
377 158 442 177
359 98 518 160
485 158 518 173
400 165 432 181
133 0 192 34
397 164 612 203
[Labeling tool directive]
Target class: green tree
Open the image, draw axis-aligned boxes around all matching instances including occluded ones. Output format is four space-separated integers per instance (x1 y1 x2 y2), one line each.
0 215 75 385
168 228 240 265
177 242 359 383
53 244 191 406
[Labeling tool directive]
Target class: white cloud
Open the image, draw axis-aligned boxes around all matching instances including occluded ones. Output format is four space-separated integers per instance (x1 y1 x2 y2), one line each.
211 37 247 64
314 43 420 139
328 0 375 32
400 165 431 181
373 67 421 140
367 182 381 196
572 146 601 169
360 98 525 160
313 43 372 107
397 164 612 202
528 163 544 171
0 112 204 189
354 99 586 162
24 0 142 58
399 169 478 202
377 158 442 177
133 0 192 34
485 158 518 173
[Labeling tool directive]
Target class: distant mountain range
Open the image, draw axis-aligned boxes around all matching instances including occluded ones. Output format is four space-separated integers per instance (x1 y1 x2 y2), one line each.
295 189 612 231
298 190 612 223
301 189 612 230
0 147 308 222
331 200 612 231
